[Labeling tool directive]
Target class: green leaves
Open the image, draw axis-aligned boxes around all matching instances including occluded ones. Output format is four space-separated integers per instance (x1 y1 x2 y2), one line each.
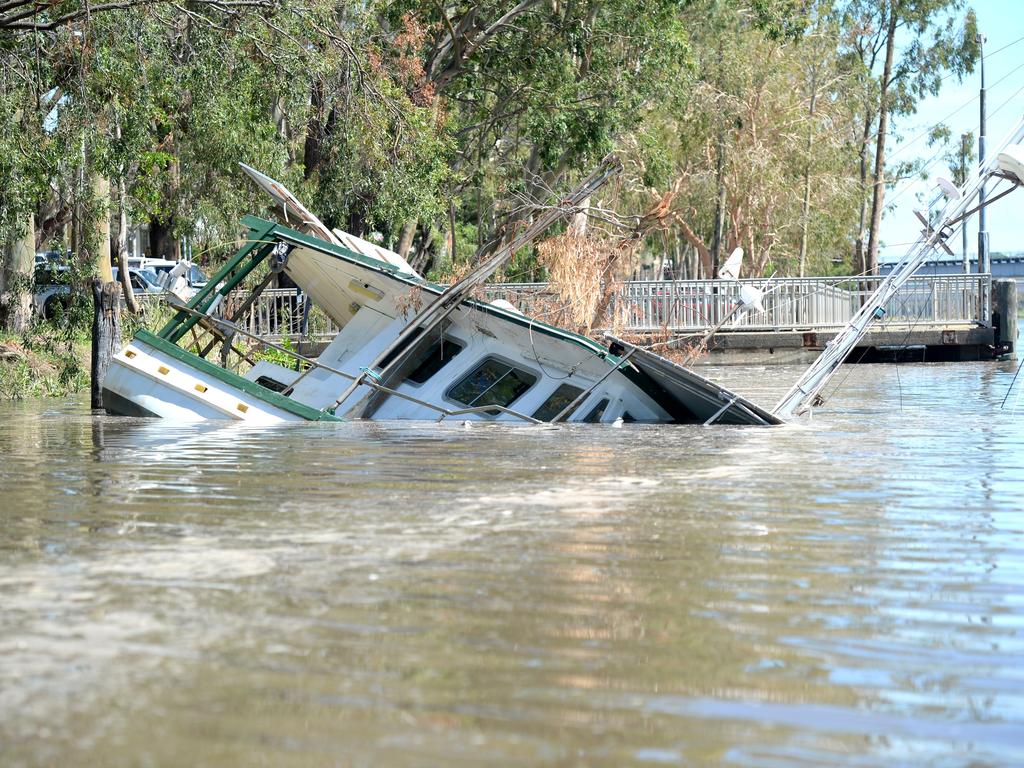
0 0 982 287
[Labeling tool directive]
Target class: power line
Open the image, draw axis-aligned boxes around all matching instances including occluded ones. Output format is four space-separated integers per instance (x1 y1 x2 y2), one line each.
934 34 1024 86
983 33 1024 60
888 58 1024 163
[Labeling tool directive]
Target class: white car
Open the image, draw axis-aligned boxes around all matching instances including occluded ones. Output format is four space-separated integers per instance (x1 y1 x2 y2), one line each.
113 267 167 295
128 258 207 298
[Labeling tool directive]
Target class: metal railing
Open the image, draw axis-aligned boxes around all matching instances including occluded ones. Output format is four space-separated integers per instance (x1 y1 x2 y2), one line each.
232 274 991 341
485 274 990 332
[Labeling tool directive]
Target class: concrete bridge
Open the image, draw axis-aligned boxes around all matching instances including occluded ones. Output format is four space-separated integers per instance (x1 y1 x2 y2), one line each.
880 253 1024 281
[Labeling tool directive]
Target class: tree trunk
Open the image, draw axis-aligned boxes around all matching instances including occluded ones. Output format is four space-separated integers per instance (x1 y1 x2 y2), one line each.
568 196 589 237
866 5 898 277
92 175 114 283
676 217 713 278
1 213 36 332
112 116 140 314
853 107 874 274
448 198 457 265
90 278 121 410
303 81 326 180
115 178 140 314
711 132 727 276
396 219 417 259
798 68 819 278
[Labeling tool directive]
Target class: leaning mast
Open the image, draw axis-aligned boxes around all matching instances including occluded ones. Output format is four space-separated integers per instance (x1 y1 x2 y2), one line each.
773 116 1024 420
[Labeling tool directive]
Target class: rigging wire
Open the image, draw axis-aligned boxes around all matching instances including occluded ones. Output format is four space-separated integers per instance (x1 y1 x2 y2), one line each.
886 79 1024 214
1000 355 1024 410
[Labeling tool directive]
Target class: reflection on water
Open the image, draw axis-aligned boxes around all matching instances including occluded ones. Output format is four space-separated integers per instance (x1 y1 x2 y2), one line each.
2 360 1024 766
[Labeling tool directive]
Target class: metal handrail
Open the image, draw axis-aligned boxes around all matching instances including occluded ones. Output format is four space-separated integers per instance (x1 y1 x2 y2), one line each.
230 273 992 340
160 301 540 423
483 274 990 332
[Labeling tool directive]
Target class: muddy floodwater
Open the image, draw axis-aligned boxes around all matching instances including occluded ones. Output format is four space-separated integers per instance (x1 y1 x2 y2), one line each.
2 360 1023 766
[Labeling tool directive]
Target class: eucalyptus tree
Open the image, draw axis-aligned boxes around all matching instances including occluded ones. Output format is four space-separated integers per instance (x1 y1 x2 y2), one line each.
612 0 862 279
355 0 690 275
840 0 977 275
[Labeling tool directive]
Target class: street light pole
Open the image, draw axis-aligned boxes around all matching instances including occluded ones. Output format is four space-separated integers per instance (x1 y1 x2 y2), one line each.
961 132 970 274
977 31 989 276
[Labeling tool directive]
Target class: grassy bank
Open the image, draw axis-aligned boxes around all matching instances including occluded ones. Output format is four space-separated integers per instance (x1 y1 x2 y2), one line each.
0 326 90 400
0 299 176 401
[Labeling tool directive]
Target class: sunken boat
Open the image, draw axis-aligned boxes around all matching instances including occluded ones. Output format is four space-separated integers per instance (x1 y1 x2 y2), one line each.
103 117 1024 425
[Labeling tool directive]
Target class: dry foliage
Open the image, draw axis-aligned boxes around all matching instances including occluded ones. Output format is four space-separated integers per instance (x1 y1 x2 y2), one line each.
536 233 630 334
394 286 424 318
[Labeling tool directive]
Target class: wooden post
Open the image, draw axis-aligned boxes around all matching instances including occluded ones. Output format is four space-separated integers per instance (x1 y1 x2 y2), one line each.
91 279 121 410
992 278 1018 359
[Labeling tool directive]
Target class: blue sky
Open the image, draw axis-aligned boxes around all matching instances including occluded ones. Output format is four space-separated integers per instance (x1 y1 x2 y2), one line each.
878 0 1024 262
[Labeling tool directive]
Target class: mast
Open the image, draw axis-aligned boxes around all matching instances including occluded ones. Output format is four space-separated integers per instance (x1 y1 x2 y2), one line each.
773 115 1024 420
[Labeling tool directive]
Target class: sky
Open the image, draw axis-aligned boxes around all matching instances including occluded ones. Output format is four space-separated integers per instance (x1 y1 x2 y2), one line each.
878 0 1024 263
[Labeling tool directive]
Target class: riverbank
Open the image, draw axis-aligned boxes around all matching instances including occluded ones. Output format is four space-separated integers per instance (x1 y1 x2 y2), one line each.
0 328 90 400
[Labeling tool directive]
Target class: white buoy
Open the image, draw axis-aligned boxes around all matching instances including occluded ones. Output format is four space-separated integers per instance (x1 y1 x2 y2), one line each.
739 284 765 313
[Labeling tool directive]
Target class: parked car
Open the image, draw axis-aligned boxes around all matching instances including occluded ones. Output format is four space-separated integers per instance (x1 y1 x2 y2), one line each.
31 257 188 318
126 258 207 298
112 267 166 295
35 250 66 267
32 262 72 319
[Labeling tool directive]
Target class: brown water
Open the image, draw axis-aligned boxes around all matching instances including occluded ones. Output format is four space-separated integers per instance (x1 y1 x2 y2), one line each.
2 361 1024 766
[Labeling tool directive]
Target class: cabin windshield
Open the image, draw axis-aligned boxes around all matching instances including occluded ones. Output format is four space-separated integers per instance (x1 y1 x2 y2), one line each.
406 338 464 384
583 398 610 423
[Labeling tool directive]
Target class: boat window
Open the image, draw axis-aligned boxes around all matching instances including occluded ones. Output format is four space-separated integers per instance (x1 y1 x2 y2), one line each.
256 375 288 394
532 383 585 421
377 331 463 385
447 357 537 414
407 338 463 384
583 398 610 423
621 411 636 423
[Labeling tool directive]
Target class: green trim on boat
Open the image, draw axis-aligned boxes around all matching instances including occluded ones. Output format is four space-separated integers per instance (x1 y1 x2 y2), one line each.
159 219 279 340
134 329 343 422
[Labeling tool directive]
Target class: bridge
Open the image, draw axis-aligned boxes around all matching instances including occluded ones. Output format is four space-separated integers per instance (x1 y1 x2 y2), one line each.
234 272 1017 365
880 253 1024 281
